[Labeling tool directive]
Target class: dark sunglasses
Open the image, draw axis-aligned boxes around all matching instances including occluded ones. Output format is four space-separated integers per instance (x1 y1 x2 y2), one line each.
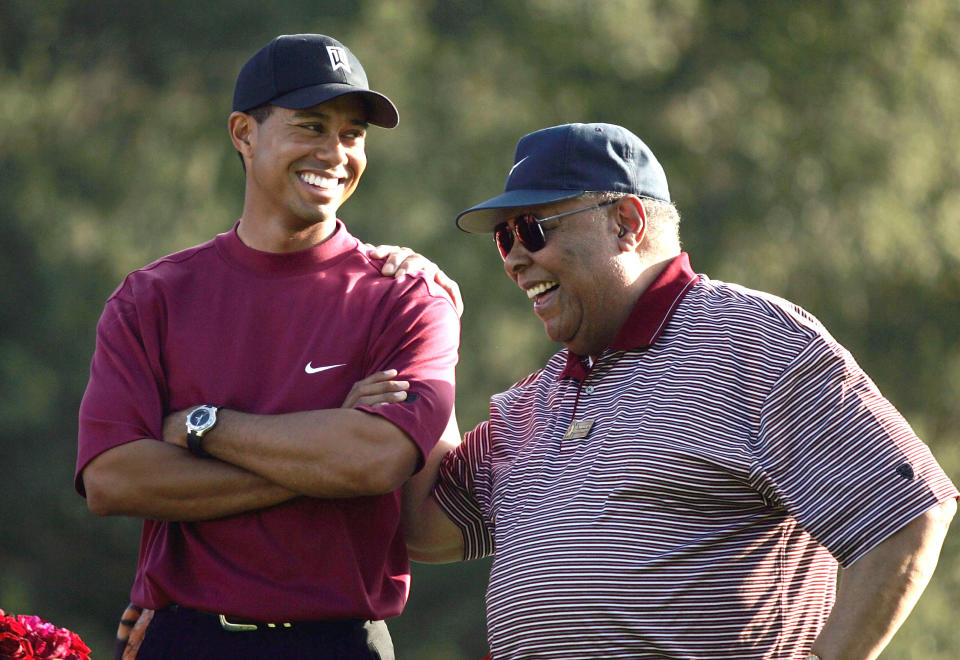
493 198 619 259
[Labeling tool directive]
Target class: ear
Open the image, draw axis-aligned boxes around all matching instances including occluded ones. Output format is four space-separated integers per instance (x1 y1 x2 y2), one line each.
228 111 256 164
615 196 647 252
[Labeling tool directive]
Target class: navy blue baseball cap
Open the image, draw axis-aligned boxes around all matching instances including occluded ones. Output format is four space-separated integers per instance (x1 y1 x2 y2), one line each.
456 123 670 233
233 34 399 128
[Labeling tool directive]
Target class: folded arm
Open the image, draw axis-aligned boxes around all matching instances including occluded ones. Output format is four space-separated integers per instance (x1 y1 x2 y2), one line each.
165 406 419 498
810 497 957 659
83 438 297 521
83 370 414 521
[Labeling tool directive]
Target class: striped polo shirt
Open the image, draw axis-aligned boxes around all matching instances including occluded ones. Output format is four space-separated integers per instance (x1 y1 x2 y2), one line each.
435 253 958 659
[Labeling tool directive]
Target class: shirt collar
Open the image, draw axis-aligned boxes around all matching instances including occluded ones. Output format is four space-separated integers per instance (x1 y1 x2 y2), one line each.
217 219 357 278
561 252 698 379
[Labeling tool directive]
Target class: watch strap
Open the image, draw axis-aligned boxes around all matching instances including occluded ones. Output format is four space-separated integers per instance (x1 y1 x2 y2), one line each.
187 430 211 458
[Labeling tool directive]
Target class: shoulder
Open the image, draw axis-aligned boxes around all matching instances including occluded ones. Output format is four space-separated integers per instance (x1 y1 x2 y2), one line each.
673 276 857 392
350 249 460 318
108 238 218 304
682 276 834 345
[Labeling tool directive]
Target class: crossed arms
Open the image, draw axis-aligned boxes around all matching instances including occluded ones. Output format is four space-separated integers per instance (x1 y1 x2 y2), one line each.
82 371 420 521
81 247 461 523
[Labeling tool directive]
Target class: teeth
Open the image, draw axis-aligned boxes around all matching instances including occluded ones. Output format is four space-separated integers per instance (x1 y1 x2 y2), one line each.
526 281 557 299
299 172 340 188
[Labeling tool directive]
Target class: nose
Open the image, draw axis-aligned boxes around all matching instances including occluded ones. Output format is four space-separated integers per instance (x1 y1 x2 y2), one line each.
314 135 348 168
502 234 531 278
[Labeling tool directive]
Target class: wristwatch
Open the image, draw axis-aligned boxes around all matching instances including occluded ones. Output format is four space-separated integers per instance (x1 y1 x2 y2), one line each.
805 654 822 660
185 405 219 457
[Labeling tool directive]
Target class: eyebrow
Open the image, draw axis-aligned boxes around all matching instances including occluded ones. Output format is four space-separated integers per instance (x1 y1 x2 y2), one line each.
291 110 369 128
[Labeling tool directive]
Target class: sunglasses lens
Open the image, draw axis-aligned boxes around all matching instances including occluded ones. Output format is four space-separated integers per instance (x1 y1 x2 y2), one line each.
494 223 514 259
494 215 548 259
514 215 546 253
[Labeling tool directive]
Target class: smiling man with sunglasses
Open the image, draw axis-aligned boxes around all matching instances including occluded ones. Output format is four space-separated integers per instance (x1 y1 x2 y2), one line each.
400 122 958 659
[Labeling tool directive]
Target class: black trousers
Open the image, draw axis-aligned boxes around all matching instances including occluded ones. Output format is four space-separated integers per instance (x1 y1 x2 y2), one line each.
132 607 394 660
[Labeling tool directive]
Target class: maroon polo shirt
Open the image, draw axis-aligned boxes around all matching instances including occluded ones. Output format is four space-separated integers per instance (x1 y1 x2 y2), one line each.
77 220 460 621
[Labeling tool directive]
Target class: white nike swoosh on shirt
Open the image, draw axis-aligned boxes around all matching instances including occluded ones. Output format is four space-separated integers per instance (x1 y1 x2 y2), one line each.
304 362 346 374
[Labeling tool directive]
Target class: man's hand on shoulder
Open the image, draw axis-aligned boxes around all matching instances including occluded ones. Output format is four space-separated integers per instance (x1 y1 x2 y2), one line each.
366 244 463 317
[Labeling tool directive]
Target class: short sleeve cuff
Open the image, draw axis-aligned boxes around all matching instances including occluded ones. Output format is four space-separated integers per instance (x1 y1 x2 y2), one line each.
434 474 495 561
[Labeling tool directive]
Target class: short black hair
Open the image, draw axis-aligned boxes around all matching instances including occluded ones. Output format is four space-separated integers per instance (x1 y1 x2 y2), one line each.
246 104 274 124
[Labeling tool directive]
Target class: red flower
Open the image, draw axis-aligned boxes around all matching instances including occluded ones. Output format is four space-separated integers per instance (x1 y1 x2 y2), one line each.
0 632 35 659
0 609 89 660
0 613 34 660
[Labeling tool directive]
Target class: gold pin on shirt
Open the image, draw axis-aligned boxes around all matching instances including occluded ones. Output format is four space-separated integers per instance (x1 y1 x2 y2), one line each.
563 419 595 440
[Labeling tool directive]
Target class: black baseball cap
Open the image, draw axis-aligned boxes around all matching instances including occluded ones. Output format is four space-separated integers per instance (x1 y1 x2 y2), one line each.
456 123 670 233
233 34 399 128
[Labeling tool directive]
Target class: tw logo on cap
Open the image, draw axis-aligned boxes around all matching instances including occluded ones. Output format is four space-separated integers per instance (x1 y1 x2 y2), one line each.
326 46 351 73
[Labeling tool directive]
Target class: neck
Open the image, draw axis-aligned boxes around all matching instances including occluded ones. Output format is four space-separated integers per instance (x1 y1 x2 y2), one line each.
236 216 337 253
580 253 677 359
630 253 676 299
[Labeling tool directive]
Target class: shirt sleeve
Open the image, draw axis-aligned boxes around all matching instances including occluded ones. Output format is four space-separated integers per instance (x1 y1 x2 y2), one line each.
754 335 958 567
354 278 460 469
433 420 496 560
75 285 166 496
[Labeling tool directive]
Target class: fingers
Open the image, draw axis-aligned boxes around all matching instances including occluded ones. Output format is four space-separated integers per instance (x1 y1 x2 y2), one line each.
366 244 464 316
341 370 411 409
368 244 443 279
368 244 416 276
365 243 391 259
396 257 438 279
123 609 154 660
116 603 142 641
434 270 464 317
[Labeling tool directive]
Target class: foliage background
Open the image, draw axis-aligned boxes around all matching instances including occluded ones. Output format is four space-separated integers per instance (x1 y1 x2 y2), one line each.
1 0 958 657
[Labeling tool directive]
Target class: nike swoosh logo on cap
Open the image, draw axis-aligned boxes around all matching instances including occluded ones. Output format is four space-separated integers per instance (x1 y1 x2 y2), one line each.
508 156 529 176
305 362 346 374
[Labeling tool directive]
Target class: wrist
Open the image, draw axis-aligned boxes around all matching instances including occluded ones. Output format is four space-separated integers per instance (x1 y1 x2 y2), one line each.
185 405 220 457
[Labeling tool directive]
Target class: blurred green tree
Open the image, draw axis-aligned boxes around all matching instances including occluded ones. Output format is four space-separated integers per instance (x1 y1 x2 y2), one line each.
1 0 957 656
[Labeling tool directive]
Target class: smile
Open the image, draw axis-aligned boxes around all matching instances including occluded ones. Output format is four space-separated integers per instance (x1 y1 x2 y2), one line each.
526 281 558 300
298 171 346 189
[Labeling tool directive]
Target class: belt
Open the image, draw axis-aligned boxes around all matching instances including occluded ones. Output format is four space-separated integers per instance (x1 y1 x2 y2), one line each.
161 605 369 633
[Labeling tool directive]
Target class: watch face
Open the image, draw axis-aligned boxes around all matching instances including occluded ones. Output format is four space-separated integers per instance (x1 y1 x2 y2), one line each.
189 408 210 426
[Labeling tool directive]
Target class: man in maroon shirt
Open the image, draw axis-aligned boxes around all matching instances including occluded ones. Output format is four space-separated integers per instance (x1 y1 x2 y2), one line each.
76 34 460 659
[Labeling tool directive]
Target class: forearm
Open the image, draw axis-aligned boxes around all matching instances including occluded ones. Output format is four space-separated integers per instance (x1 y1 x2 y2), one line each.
197 407 420 497
811 498 957 659
403 412 465 563
83 439 298 521
405 495 465 563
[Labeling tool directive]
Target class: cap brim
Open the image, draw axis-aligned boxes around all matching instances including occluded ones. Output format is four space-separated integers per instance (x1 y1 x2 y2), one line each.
271 84 399 128
455 189 585 233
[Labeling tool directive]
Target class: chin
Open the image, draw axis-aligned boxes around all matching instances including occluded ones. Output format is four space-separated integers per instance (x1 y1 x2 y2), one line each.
545 328 575 349
297 206 337 224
